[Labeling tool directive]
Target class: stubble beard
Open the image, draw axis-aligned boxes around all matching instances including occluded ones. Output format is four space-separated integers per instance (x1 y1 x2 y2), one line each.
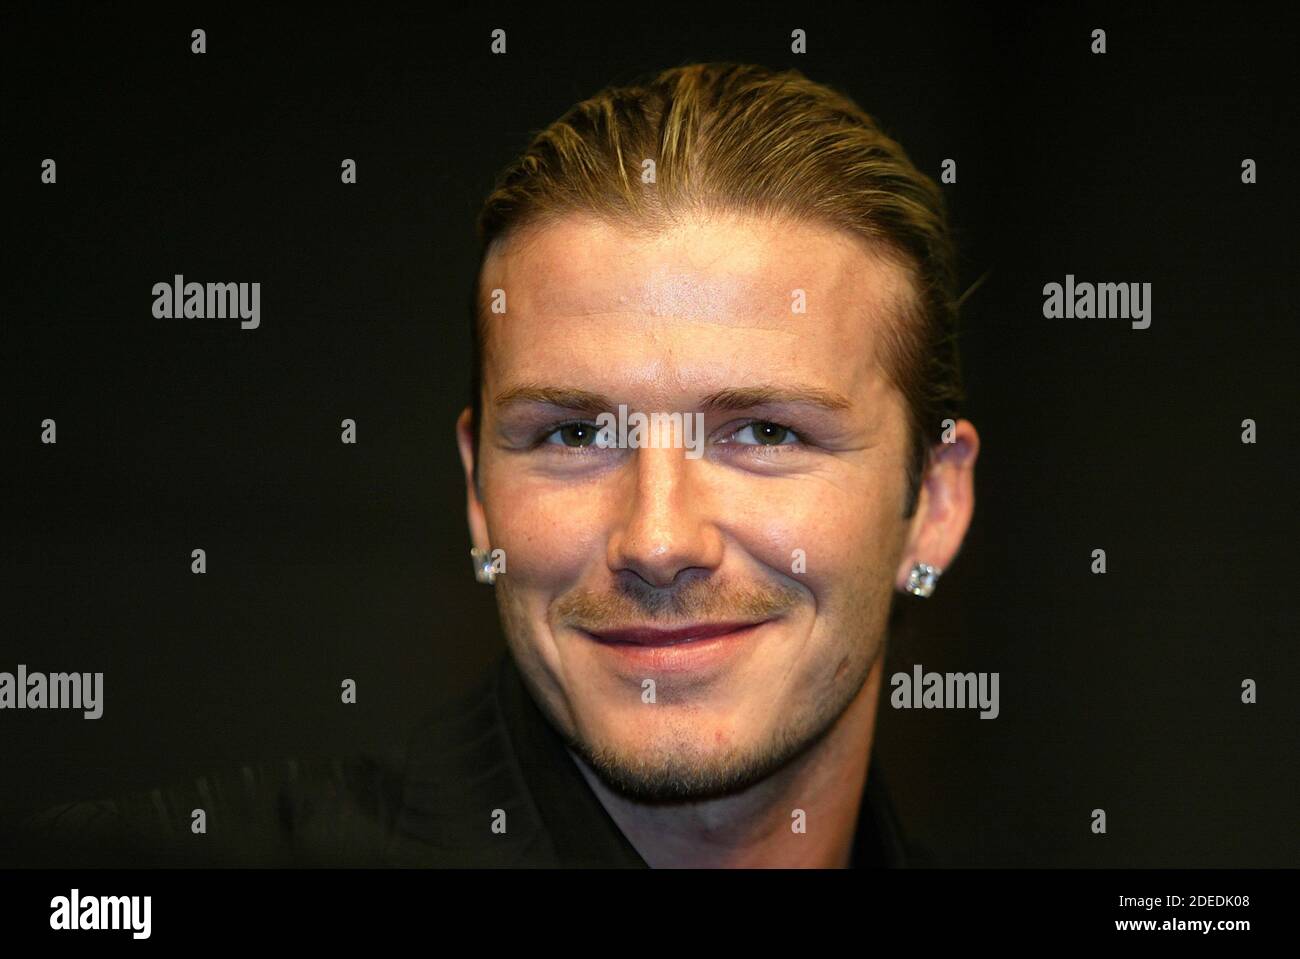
500 573 885 803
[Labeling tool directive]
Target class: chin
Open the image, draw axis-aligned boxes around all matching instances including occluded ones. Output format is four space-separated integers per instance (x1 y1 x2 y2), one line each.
583 748 768 803
572 714 802 803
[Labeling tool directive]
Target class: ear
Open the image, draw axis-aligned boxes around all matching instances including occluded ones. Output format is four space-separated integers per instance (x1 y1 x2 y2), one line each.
456 406 491 553
894 419 980 590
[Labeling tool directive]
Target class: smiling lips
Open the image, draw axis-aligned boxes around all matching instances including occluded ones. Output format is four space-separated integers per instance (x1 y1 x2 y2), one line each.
581 620 772 675
585 621 767 646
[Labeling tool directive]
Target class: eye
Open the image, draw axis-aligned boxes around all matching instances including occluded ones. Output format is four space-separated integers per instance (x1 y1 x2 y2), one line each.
542 421 606 448
728 421 801 446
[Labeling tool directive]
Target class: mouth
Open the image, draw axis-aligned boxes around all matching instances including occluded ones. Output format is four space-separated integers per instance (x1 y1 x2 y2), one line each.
583 620 770 646
577 619 773 675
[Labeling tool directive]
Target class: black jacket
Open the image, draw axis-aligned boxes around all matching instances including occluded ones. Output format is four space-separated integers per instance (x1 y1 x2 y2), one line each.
4 652 931 868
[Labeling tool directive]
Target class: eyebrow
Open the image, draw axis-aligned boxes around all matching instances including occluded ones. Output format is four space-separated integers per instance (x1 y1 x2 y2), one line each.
493 384 854 414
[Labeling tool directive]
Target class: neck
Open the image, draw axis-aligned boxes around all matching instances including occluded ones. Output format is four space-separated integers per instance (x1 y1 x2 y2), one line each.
571 655 884 868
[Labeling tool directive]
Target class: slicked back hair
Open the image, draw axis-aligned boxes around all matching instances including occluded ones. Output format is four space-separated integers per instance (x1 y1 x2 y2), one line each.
469 61 964 517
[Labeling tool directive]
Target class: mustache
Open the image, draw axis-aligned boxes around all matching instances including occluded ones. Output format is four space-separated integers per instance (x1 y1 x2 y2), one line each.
555 575 802 631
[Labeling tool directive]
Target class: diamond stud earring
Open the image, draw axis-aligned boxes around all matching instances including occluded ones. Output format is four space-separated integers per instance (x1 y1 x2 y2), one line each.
904 562 941 598
470 547 497 586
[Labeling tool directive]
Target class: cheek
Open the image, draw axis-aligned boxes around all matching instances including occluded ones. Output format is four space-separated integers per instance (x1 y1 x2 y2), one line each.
721 475 905 591
481 474 604 588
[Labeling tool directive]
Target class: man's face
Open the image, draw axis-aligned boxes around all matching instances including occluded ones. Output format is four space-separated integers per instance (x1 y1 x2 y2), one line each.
460 211 939 801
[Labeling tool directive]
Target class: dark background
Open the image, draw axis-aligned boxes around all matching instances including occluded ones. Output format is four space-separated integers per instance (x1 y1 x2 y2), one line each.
2 1 1295 867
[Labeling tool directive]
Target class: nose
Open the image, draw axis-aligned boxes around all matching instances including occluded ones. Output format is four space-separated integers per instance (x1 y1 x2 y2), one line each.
606 445 723 589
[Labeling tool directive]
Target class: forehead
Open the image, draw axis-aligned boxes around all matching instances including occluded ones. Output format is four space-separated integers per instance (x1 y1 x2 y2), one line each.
478 211 916 387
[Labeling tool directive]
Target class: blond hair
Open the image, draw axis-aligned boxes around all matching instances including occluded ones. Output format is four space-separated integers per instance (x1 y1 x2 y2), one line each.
471 62 964 516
